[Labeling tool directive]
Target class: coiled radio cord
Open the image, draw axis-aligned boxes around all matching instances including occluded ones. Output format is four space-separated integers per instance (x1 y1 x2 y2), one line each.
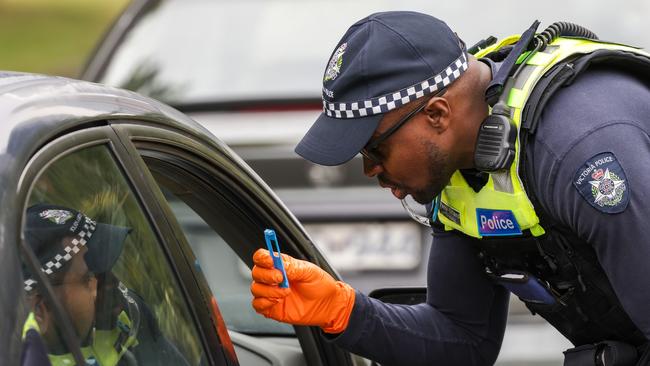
513 21 599 78
535 21 599 50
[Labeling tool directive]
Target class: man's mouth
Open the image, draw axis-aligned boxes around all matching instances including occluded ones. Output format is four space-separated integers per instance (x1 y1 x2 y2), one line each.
390 187 407 200
379 179 407 199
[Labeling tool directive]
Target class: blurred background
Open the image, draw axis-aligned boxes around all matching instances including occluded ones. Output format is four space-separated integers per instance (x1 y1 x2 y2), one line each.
0 0 128 76
3 0 649 77
3 1 649 365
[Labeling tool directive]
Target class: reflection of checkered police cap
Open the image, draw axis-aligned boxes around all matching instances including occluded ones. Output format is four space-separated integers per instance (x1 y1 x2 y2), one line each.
23 204 130 291
296 11 468 166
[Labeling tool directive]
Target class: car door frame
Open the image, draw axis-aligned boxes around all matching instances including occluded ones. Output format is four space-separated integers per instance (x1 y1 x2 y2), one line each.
109 120 356 366
16 123 233 366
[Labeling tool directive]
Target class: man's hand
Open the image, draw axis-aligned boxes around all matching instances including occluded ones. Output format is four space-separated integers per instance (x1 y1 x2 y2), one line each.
250 249 355 333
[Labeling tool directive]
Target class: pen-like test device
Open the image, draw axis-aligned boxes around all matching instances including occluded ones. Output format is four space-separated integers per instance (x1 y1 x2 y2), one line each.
264 229 289 288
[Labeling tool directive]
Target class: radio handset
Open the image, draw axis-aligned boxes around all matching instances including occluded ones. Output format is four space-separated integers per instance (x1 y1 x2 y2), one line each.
474 99 517 172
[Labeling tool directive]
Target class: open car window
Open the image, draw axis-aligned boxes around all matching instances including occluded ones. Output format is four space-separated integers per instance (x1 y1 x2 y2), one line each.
21 143 205 365
138 145 315 366
139 148 294 336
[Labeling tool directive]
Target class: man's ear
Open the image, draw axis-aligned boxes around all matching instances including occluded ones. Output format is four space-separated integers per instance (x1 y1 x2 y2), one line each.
423 96 451 133
33 295 50 334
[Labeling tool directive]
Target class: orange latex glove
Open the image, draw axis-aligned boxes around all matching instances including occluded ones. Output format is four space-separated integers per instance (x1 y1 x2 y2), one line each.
250 248 355 333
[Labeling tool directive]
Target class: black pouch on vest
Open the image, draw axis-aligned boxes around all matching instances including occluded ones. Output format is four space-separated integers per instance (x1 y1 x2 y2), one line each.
635 343 650 366
563 341 638 366
564 344 598 366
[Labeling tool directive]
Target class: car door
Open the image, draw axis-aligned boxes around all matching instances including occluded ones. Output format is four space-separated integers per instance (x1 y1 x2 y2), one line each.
108 121 362 366
17 124 236 365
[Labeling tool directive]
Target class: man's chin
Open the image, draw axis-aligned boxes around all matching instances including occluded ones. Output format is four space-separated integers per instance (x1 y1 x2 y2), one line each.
411 191 436 205
411 184 447 204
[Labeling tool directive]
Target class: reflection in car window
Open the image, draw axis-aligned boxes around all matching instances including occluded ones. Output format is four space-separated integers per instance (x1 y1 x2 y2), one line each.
22 145 203 365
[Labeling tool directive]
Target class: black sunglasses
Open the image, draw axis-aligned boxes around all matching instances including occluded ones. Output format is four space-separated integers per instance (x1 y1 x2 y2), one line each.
360 88 446 163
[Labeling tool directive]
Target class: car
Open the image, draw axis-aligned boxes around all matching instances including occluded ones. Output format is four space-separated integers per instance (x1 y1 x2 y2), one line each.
1 71 369 365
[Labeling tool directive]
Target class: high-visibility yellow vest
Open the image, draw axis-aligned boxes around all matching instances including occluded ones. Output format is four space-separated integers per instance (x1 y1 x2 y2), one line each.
437 36 650 239
22 310 138 366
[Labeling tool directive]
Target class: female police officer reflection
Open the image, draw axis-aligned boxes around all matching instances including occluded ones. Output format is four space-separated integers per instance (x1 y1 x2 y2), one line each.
22 204 189 366
251 11 650 366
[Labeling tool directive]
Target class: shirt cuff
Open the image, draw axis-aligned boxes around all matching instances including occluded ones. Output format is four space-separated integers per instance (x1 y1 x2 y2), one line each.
321 290 370 347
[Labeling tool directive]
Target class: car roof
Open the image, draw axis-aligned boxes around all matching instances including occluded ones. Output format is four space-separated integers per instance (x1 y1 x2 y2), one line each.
0 71 222 157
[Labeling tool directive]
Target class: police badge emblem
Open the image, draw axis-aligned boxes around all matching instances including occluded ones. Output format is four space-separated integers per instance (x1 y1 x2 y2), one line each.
39 209 74 224
324 43 347 82
573 152 629 213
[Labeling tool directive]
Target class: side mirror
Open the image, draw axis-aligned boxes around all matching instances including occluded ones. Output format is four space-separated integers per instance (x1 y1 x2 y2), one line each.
368 287 426 305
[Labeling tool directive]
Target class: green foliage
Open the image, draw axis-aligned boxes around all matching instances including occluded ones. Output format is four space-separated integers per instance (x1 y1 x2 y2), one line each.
118 61 183 103
0 0 129 77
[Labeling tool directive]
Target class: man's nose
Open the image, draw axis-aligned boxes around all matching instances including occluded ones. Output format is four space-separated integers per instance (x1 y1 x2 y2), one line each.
363 156 383 177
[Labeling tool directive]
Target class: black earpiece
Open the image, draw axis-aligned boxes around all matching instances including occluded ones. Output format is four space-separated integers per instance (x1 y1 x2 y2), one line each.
474 102 517 172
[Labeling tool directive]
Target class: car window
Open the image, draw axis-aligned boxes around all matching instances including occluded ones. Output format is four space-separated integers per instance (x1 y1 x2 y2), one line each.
21 144 205 365
140 151 294 337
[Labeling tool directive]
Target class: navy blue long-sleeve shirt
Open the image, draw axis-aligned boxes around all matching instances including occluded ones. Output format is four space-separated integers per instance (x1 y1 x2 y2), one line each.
329 64 650 365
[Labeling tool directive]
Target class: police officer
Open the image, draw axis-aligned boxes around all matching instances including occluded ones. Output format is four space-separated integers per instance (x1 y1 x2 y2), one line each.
23 204 132 365
251 11 650 366
22 204 189 366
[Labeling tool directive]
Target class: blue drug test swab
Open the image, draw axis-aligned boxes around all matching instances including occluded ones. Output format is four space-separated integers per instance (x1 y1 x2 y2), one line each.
264 229 289 288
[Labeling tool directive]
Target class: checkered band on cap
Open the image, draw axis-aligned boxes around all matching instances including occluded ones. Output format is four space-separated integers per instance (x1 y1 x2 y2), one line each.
24 216 97 291
323 52 468 119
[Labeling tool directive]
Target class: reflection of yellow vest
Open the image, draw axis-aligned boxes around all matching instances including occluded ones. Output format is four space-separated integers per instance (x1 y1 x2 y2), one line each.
22 311 138 366
437 36 650 239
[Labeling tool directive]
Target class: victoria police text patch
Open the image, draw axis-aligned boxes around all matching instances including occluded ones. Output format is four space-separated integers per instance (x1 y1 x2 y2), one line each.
573 152 629 213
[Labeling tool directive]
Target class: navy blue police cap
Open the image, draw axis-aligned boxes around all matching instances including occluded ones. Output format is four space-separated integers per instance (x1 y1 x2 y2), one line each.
23 204 130 291
295 11 468 166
